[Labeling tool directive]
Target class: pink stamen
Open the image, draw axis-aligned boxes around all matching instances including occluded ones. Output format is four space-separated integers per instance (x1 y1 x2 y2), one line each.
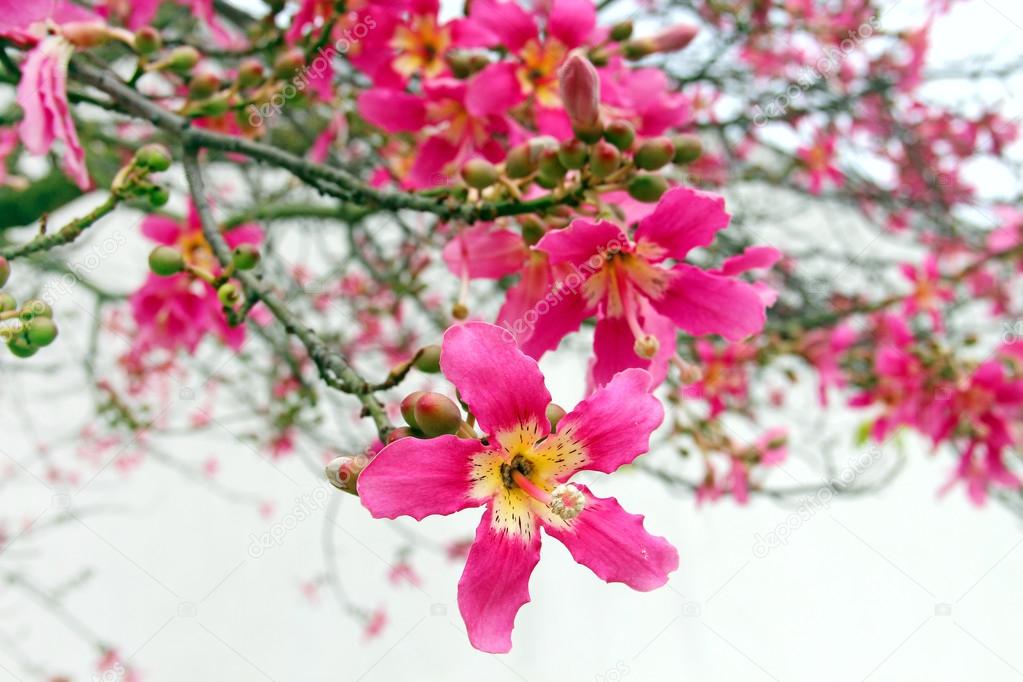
510 469 551 505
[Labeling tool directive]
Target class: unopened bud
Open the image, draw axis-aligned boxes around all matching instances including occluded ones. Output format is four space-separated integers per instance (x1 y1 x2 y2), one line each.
135 144 172 172
634 136 676 171
0 257 9 288
273 48 305 79
558 52 601 130
401 391 426 430
7 336 37 359
62 21 110 47
546 403 566 431
587 47 610 67
134 26 162 55
609 20 633 41
148 246 184 276
24 318 58 347
557 139 588 170
651 24 698 53
467 54 490 74
325 455 367 494
217 282 241 307
187 91 231 117
163 46 200 73
19 300 52 320
414 345 442 373
188 69 221 99
520 217 545 245
446 52 473 79
461 158 499 189
672 134 703 164
148 186 170 207
634 334 660 359
504 143 536 179
589 139 621 179
387 426 415 443
232 244 261 270
0 293 15 312
603 120 635 151
413 392 462 437
538 148 567 182
236 58 265 89
627 174 669 202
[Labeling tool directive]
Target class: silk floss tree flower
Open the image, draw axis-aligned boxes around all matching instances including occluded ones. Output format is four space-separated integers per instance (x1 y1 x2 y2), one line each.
356 322 678 653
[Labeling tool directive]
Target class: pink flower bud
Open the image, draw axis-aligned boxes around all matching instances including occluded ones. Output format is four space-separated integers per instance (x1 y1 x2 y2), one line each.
651 24 698 53
558 52 601 129
61 22 110 48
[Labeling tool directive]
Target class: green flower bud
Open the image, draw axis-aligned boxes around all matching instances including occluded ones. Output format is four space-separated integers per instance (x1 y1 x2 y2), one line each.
7 335 37 358
589 140 621 179
622 39 655 60
387 426 415 443
504 143 535 179
217 282 241 307
400 391 426 430
587 47 609 67
0 293 15 312
557 139 588 170
610 20 633 41
573 120 604 144
24 317 58 347
164 46 200 74
627 173 669 202
188 69 221 100
148 246 184 276
461 158 499 189
546 403 566 431
148 186 170 207
135 144 172 172
634 136 676 171
413 345 442 374
603 120 635 151
19 299 52 320
232 244 261 271
672 133 703 164
0 256 9 288
446 52 473 79
236 58 265 89
413 392 462 437
188 91 231 117
467 54 490 74
520 217 545 245
538 148 567 182
134 26 162 55
273 48 305 79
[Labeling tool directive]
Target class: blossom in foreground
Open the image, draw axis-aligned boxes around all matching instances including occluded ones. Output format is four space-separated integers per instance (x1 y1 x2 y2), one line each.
357 322 678 652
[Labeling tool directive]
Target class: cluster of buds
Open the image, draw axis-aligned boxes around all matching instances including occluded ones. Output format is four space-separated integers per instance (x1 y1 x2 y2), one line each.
0 287 58 359
396 391 467 440
456 53 703 209
149 236 261 313
113 144 174 207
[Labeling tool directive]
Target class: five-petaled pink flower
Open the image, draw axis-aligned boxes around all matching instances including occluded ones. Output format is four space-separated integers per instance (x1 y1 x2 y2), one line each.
357 322 678 653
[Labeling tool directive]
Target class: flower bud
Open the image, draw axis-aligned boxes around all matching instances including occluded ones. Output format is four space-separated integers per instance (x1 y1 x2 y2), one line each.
19 299 51 320
273 48 305 79
557 139 588 170
587 47 609 67
188 69 221 100
589 139 621 179
135 144 172 172
62 21 110 47
546 403 566 431
0 257 9 288
651 24 698 53
504 143 536 179
232 244 261 270
401 391 425 429
672 134 703 164
236 58 265 89
164 46 200 74
446 52 473 79
134 26 162 55
622 39 654 60
148 186 170 207
520 217 545 245
387 426 415 443
413 392 462 437
187 91 231 117
413 345 442 374
609 20 633 41
148 246 184 276
451 302 469 319
634 136 676 171
7 335 37 359
0 293 15 312
603 120 635 151
627 174 669 202
538 148 567 182
467 54 490 74
325 455 366 494
24 317 58 347
461 158 499 189
558 52 601 130
218 282 241 307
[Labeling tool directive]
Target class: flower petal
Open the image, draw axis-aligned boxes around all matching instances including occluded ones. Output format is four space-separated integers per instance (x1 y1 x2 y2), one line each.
552 367 663 476
717 245 782 276
535 218 628 269
466 62 524 118
441 322 552 438
634 187 730 262
357 435 483 520
542 486 678 590
547 0 596 48
458 504 541 653
442 224 528 280
357 89 427 133
467 0 538 52
652 265 766 340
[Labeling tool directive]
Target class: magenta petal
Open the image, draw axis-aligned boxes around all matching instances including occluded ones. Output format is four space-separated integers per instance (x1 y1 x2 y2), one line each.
718 245 782 276
458 505 540 653
517 283 590 359
468 0 538 52
634 187 730 262
141 215 185 245
16 45 53 154
357 435 483 520
558 368 663 474
535 219 627 268
441 322 551 437
652 265 767 340
442 224 528 279
547 0 596 48
591 314 647 387
543 486 678 590
357 89 427 133
466 63 524 118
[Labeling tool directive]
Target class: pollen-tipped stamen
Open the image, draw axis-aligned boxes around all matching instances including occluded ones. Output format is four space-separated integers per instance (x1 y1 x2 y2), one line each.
510 470 585 521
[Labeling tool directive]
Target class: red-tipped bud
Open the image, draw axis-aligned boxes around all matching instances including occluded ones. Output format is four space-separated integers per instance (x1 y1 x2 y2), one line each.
461 158 499 189
603 120 635 151
558 51 601 130
273 48 305 79
627 173 669 202
589 139 621 179
634 136 676 171
538 148 567 182
400 391 426 430
188 68 221 100
134 26 162 55
61 21 110 47
414 345 442 373
0 257 9 288
236 59 265 89
651 24 699 53
671 134 703 164
325 455 367 494
557 139 588 170
413 392 462 437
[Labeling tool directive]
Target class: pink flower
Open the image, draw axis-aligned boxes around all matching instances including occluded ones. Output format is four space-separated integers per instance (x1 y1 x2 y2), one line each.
357 322 678 653
517 187 772 388
900 255 953 332
796 132 842 195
